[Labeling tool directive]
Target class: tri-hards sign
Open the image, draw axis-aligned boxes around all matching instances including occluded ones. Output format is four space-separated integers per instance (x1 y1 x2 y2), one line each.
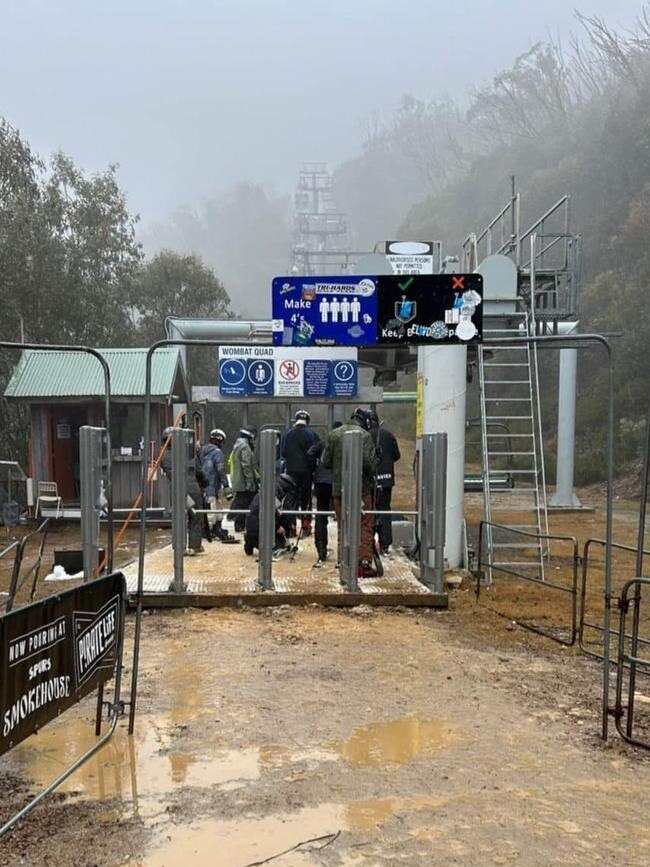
0 573 125 755
271 274 482 346
218 346 358 399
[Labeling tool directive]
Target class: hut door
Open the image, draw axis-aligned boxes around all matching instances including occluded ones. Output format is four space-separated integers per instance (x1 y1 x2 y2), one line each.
50 407 87 500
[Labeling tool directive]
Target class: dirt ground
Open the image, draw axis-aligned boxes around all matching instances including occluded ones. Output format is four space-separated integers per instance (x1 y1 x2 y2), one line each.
2 490 650 865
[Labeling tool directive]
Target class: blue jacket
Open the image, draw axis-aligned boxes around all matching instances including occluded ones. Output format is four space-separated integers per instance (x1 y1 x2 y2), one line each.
200 442 228 496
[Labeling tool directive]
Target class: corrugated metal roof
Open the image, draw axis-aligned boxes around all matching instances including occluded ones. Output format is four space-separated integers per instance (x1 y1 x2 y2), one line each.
4 348 186 400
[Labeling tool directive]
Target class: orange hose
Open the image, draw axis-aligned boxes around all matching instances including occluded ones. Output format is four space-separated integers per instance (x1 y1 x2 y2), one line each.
95 410 186 576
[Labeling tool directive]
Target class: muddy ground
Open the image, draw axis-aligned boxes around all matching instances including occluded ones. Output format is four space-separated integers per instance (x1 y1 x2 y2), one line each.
1 492 650 865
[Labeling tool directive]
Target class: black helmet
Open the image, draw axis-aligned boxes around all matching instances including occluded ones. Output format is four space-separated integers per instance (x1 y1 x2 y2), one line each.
294 409 310 424
276 473 297 498
239 426 257 441
210 428 226 444
162 426 174 441
351 407 373 431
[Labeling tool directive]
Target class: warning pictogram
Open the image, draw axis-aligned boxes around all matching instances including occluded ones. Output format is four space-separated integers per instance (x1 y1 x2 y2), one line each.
276 357 303 396
279 359 300 381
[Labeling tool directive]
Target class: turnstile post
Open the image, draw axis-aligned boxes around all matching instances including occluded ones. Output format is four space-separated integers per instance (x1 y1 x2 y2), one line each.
340 429 363 592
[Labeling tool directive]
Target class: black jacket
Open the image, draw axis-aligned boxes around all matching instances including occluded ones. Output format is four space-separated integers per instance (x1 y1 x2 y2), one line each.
308 439 332 486
372 426 401 488
281 425 319 475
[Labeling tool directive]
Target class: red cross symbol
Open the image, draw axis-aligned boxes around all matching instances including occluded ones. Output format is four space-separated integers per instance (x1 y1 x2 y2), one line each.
452 276 465 290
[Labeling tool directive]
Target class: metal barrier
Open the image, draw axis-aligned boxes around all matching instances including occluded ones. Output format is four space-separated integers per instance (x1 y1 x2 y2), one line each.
475 520 580 645
0 541 22 611
0 572 126 837
80 426 109 582
258 428 277 591
340 429 363 592
5 519 50 613
614 577 650 748
579 538 650 660
419 433 447 593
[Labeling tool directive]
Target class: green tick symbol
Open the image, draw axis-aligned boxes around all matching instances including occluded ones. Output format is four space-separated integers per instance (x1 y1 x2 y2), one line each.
398 277 414 292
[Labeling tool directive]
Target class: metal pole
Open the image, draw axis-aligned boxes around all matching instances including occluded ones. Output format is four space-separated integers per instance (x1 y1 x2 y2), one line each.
549 347 582 508
171 428 189 593
432 434 447 592
257 429 277 591
420 433 447 593
340 429 362 592
626 393 650 735
80 426 103 582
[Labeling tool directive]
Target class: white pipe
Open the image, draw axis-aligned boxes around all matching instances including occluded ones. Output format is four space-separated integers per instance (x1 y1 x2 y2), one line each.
418 345 467 568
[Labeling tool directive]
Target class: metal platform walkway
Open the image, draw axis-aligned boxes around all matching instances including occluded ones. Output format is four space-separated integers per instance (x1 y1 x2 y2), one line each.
121 542 447 608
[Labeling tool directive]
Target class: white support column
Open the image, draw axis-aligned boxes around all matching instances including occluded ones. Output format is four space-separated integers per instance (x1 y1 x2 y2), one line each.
549 346 582 508
418 345 467 568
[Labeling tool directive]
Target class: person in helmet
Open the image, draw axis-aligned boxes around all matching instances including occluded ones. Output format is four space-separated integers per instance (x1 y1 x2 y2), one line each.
229 426 258 532
321 408 379 577
308 421 341 567
368 411 401 554
159 425 204 556
281 409 319 537
243 473 298 557
200 428 237 543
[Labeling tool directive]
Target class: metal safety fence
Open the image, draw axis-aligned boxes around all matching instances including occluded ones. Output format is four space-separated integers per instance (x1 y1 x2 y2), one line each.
474 520 580 645
579 538 650 661
614 578 650 748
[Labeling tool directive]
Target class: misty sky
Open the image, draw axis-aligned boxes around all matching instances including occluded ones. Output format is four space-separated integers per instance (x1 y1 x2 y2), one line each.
1 0 645 225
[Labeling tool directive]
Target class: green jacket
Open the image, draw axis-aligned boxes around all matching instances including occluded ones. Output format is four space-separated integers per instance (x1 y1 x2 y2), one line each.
230 437 258 492
321 421 378 497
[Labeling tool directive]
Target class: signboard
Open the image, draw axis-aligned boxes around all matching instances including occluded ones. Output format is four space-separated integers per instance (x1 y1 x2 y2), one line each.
0 572 125 755
218 347 358 399
376 273 483 345
272 274 482 347
385 241 437 275
272 276 377 347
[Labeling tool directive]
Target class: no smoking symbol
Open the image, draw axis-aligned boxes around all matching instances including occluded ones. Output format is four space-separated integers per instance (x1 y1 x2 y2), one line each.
280 359 300 380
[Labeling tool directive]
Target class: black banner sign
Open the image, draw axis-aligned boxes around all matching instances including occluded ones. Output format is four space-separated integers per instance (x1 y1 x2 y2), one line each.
0 572 125 756
375 273 483 345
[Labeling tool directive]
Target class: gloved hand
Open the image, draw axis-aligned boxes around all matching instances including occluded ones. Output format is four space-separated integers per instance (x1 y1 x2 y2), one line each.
223 487 233 501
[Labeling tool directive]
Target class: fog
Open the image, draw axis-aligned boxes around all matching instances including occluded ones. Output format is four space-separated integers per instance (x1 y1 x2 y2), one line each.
1 0 642 218
1 0 646 315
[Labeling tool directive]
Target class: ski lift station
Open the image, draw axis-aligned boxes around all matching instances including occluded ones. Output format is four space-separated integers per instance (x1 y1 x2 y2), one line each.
1 176 584 608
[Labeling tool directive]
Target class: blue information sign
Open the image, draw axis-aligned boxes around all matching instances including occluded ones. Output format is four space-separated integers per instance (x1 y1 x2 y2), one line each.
219 358 247 396
332 359 358 397
247 359 274 396
272 276 377 347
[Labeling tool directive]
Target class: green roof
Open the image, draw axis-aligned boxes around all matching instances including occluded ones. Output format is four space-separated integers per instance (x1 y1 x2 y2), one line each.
4 348 187 401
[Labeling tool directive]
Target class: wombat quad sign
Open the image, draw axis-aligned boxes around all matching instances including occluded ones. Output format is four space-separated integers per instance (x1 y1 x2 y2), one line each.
272 274 482 347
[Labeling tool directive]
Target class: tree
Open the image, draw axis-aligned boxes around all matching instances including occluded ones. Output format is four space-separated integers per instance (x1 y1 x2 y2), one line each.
133 250 232 346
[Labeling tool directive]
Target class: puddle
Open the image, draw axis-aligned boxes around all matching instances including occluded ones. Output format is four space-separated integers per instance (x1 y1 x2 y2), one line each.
13 718 338 815
13 718 262 813
130 796 448 867
130 806 341 867
333 715 449 767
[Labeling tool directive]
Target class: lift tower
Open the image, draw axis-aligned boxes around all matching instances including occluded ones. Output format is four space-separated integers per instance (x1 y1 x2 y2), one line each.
291 162 351 276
